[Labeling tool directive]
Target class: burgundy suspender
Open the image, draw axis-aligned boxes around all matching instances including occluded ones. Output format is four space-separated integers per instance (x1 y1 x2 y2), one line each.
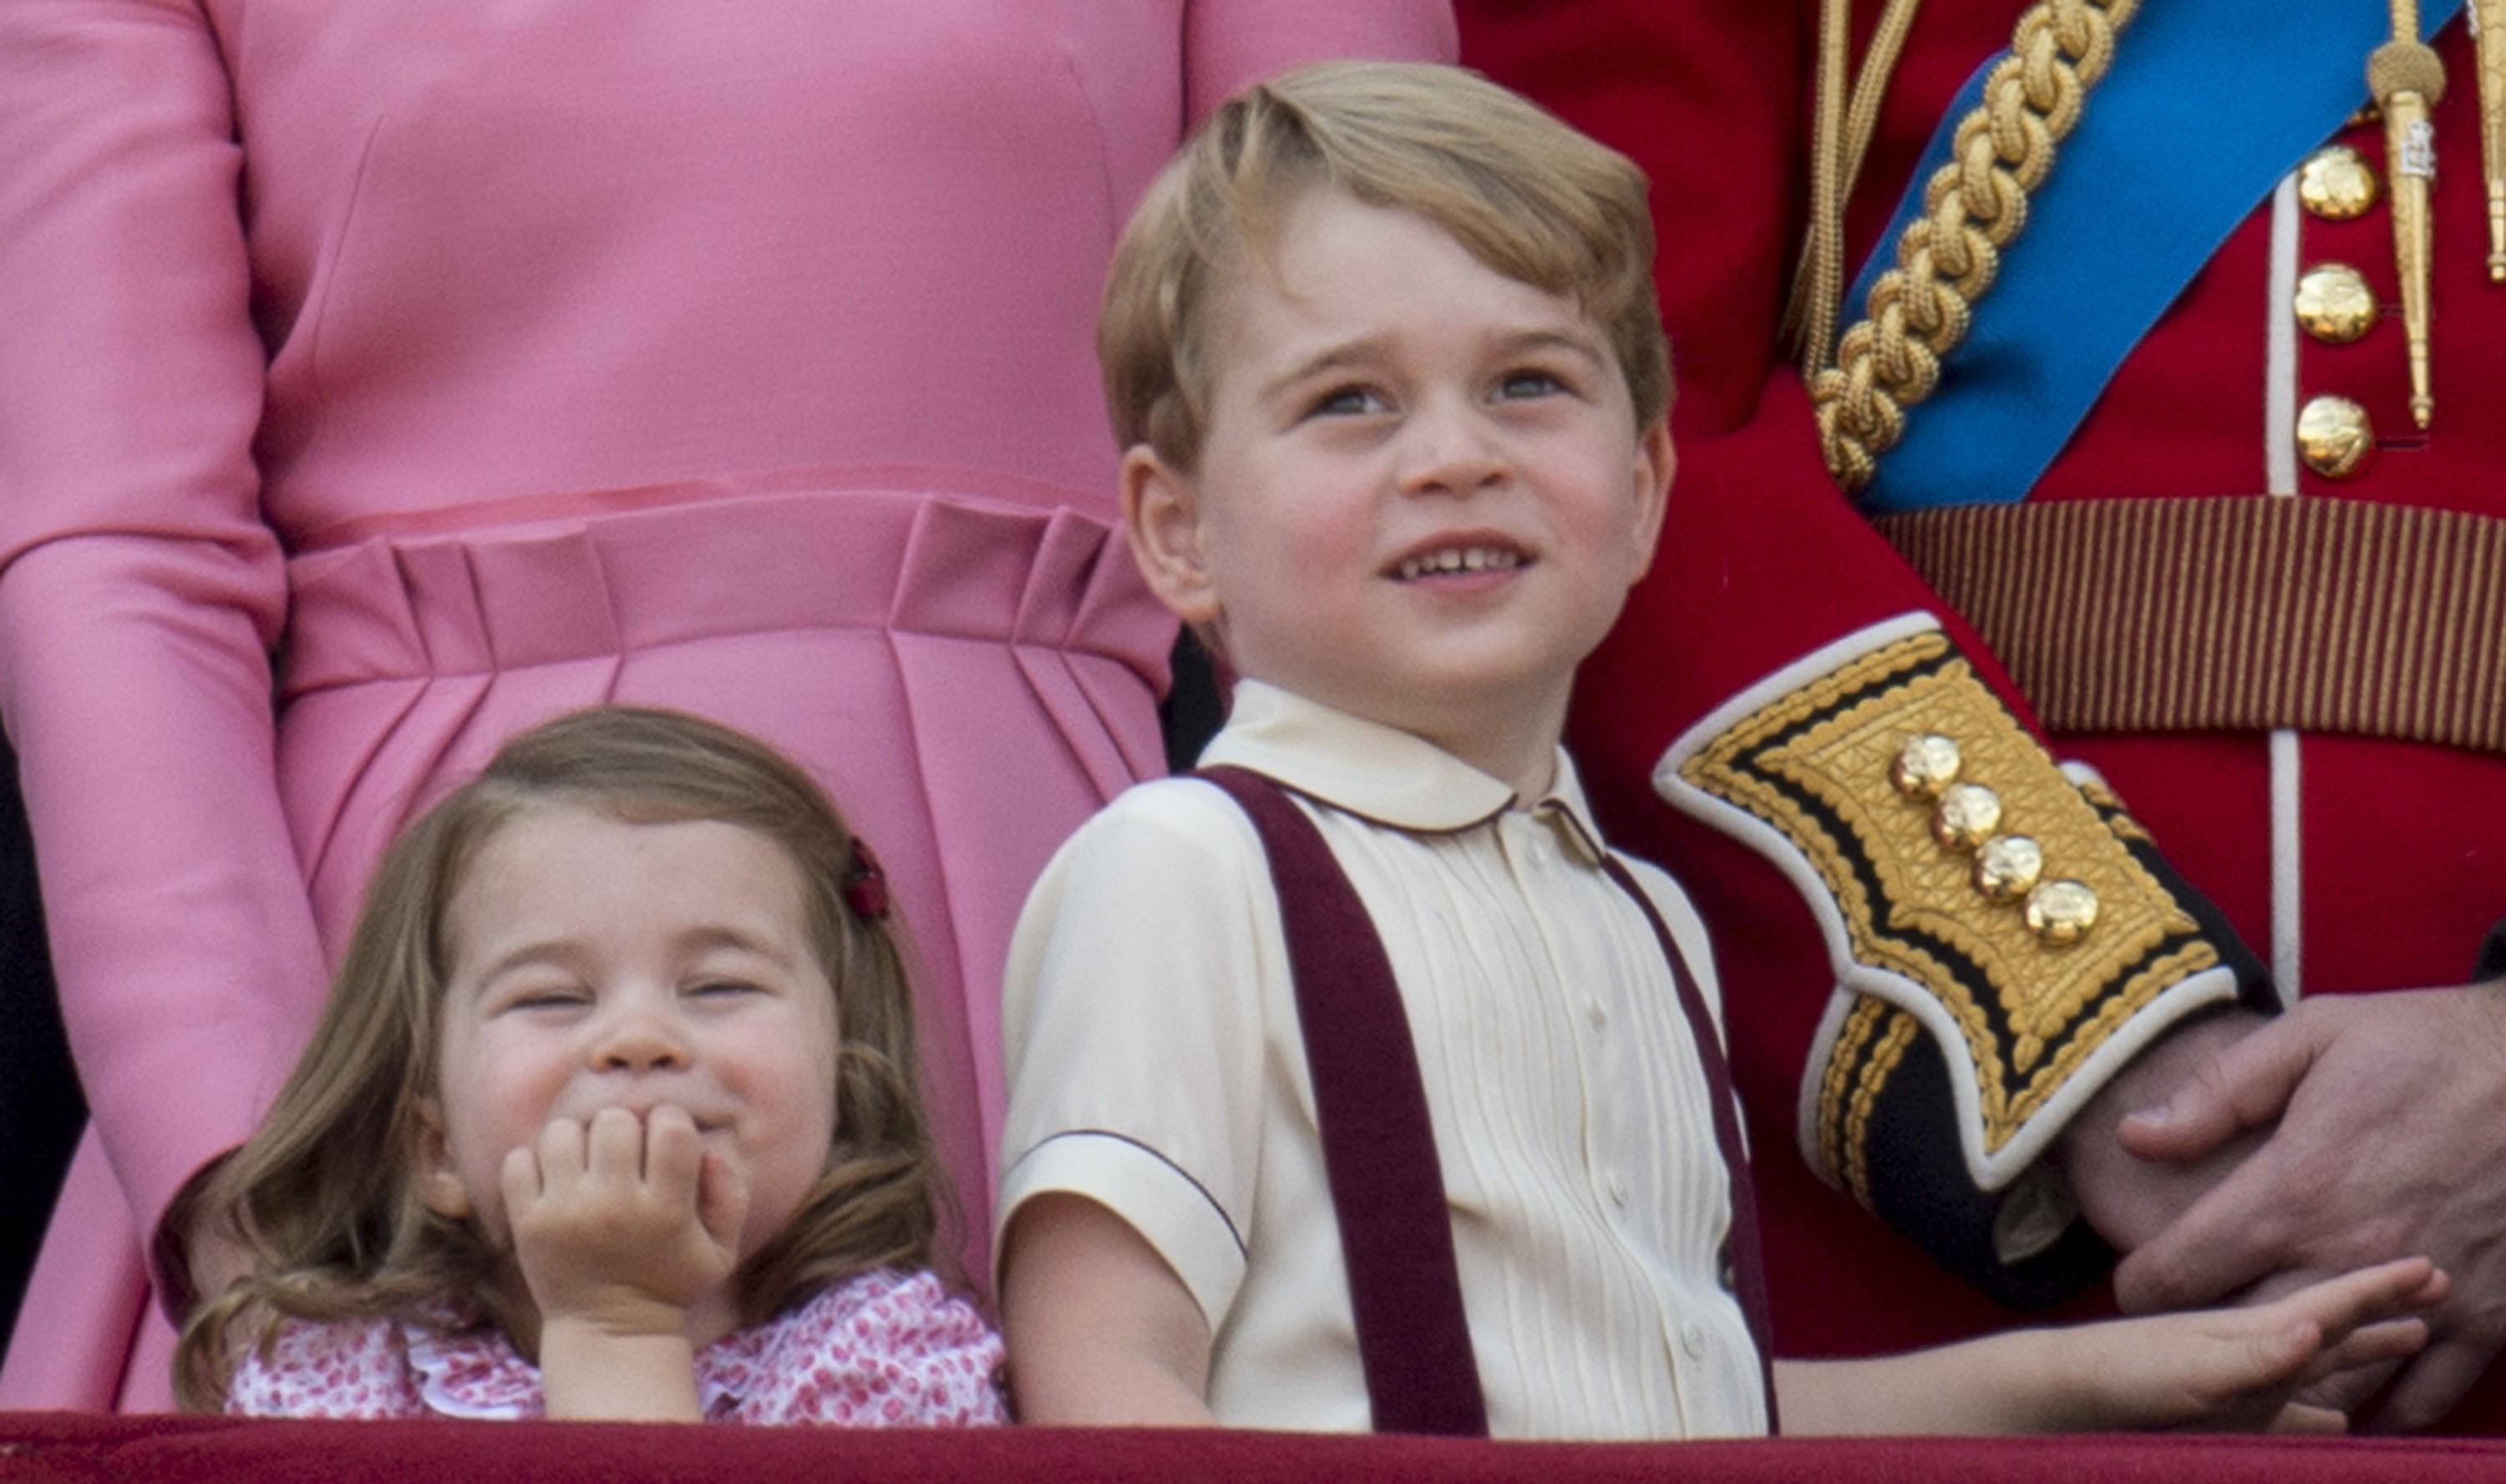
1195 765 1490 1437
1197 766 1780 1435
1600 856 1782 1428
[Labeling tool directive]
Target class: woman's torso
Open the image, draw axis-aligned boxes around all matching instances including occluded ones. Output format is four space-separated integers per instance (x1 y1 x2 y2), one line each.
220 0 1200 545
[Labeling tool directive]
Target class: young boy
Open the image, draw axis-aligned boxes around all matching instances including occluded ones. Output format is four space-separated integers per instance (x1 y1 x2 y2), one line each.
993 60 2438 1439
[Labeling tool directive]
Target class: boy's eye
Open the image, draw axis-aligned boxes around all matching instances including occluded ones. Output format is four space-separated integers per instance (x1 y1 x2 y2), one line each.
1306 383 1386 418
1496 368 1569 400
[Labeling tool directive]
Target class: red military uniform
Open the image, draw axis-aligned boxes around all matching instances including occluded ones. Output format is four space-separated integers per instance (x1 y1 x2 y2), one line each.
1461 0 2506 1404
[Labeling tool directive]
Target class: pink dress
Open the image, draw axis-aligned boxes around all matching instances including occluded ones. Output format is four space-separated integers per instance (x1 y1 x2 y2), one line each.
0 1 1458 1411
224 1269 1007 1424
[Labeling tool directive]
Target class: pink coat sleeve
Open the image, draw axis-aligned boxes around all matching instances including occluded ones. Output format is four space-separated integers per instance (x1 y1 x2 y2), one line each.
0 0 329 1242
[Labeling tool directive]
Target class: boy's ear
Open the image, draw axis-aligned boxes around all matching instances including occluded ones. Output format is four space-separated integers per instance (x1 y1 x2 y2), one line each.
1626 418 1675 583
413 1097 474 1220
1120 444 1222 626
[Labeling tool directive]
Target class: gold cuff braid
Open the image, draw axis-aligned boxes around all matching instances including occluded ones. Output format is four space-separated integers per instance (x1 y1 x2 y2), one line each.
1674 629 2215 1185
1810 0 2140 494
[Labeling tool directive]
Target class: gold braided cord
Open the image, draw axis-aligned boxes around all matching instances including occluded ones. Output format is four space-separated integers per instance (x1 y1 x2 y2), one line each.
1789 0 1854 375
1811 0 2141 494
1788 0 1925 377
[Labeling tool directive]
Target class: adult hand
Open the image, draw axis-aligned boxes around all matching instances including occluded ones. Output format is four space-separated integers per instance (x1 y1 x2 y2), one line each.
2113 985 2506 1431
2053 1007 2268 1253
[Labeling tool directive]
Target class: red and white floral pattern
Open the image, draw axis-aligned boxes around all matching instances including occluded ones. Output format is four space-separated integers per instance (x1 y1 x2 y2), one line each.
226 1269 1007 1424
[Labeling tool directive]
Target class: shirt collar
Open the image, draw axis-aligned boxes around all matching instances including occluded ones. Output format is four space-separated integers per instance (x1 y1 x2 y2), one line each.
1199 681 1613 863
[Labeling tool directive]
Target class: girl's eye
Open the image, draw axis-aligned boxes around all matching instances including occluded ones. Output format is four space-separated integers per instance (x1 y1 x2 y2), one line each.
505 986 588 1012
689 979 762 1000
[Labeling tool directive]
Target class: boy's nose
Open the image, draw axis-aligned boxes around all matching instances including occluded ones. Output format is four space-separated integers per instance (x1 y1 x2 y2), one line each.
1398 397 1508 496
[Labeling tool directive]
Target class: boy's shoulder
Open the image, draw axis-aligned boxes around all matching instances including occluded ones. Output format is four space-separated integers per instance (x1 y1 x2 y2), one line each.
1069 770 1269 858
1025 771 1280 929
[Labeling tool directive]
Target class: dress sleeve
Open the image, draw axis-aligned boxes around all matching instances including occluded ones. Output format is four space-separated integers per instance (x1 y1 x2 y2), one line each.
1463 0 2271 1305
0 0 330 1247
1181 0 1457 121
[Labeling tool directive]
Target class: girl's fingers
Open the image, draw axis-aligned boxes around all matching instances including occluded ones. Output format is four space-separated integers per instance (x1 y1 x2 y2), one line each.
500 1142 543 1217
582 1104 646 1181
535 1114 591 1186
643 1105 704 1198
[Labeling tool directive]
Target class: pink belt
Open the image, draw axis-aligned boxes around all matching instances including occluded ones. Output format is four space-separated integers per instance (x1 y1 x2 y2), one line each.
279 476 1171 699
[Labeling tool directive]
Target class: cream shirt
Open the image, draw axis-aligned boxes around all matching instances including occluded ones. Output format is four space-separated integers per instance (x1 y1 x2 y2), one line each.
998 683 1767 1439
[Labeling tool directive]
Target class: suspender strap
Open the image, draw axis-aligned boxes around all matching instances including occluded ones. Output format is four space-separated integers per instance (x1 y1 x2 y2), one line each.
1599 856 1781 1430
1194 765 1489 1437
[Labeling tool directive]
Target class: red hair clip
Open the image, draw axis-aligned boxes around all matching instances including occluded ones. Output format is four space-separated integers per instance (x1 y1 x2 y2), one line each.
843 836 890 922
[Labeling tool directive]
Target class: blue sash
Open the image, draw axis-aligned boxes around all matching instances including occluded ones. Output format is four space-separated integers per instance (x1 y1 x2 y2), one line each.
1850 0 2464 512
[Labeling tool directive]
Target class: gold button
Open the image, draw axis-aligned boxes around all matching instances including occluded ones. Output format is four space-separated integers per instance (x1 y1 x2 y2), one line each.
2297 144 2380 220
2295 393 2375 478
1890 733 1962 799
1972 836 2045 903
2293 262 2380 343
1931 783 2001 851
2024 879 2100 945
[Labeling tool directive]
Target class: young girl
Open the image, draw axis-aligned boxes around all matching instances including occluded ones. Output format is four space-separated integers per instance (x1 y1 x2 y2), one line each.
174 707 1007 1424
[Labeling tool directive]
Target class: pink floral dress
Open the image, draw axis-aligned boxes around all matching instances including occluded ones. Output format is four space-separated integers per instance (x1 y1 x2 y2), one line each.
225 1269 1006 1424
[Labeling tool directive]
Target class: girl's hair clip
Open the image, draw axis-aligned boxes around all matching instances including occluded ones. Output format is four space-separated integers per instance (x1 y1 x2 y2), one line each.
844 836 890 922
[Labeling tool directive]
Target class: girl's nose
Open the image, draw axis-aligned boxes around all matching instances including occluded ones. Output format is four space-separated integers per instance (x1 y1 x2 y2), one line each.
591 1000 691 1072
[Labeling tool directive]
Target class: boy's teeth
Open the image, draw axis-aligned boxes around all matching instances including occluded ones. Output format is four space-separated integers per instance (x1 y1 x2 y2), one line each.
1398 546 1521 580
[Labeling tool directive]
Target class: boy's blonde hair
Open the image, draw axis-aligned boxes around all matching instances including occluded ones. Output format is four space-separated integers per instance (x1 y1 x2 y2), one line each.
175 707 942 1410
1100 58 1668 472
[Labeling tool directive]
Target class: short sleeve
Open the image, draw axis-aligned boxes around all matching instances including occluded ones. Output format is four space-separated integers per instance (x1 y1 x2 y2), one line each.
996 780 1285 1332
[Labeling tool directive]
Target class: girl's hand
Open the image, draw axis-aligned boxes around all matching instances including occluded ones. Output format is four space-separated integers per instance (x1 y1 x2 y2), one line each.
502 1103 751 1341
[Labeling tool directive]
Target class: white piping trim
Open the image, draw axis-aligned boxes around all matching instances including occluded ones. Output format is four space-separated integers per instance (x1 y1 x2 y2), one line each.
2270 732 2303 1005
1797 990 1853 1184
2266 174 2301 500
2266 170 2304 1003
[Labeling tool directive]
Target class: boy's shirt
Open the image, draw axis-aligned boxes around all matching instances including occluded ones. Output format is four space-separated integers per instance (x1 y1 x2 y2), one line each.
997 681 1767 1439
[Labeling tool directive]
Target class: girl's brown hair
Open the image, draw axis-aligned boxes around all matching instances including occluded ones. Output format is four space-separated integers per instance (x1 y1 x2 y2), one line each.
175 706 940 1410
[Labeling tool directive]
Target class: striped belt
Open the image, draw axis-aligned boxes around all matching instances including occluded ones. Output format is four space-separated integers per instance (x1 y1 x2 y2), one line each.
1873 496 2506 754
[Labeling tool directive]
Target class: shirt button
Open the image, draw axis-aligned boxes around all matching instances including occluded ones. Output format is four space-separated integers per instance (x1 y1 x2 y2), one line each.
1585 1000 1608 1029
1529 837 1554 866
1680 1321 1709 1360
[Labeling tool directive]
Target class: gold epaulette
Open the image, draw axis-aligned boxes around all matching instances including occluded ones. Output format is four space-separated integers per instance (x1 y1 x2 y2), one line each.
1653 615 2243 1197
